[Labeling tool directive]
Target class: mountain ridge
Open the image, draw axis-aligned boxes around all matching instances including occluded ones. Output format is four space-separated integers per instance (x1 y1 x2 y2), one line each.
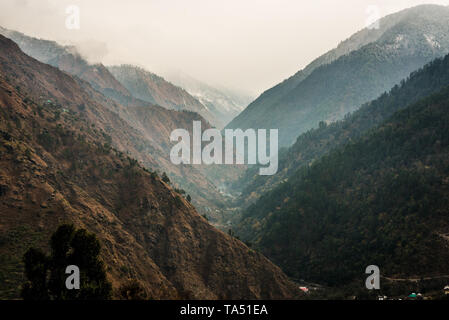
163 70 253 127
0 27 223 128
0 34 300 299
227 4 449 147
233 53 449 208
0 26 237 218
108 64 220 127
235 69 449 287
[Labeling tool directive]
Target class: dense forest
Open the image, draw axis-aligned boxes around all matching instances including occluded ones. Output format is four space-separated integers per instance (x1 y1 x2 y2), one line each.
237 84 449 286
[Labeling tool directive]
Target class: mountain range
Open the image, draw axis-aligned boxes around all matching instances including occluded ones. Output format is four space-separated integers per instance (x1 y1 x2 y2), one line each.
0 26 242 220
234 52 449 208
235 49 449 290
0 34 300 299
0 26 249 131
163 71 253 127
107 64 219 127
2 3 449 300
226 4 449 147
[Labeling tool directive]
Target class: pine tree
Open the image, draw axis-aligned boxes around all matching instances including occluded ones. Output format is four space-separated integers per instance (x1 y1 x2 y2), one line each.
21 224 112 300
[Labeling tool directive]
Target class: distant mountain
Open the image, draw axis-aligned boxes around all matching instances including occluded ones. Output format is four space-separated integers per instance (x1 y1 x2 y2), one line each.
236 76 449 287
164 71 253 127
0 34 300 300
0 27 222 127
227 4 449 147
108 65 220 127
234 53 449 208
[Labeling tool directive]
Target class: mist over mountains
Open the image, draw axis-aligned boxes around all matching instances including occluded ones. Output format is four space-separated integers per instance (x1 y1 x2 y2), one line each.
163 71 253 127
227 4 449 147
225 4 449 298
0 26 248 130
0 25 245 224
2 3 449 301
107 65 219 127
0 33 299 299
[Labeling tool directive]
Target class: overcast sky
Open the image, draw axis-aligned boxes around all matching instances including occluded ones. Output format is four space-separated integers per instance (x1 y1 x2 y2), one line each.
1 0 449 96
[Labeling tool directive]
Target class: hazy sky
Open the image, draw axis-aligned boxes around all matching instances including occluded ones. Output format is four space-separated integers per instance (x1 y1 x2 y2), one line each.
1 0 449 95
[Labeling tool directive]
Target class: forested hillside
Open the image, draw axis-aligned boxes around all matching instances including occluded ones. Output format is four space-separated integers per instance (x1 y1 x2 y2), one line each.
235 54 449 208
237 84 449 286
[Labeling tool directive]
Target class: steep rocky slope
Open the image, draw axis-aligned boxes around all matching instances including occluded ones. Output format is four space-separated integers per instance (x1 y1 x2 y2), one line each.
0 26 236 218
0 34 300 299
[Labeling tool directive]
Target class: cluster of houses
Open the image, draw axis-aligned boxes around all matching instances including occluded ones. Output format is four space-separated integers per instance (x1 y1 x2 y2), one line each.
378 285 449 300
298 283 449 299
